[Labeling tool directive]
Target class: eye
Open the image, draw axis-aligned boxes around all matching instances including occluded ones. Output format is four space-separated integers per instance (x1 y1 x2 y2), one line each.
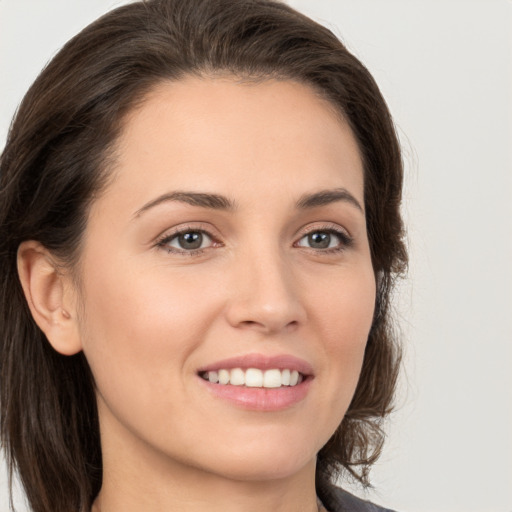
159 230 214 252
296 229 351 251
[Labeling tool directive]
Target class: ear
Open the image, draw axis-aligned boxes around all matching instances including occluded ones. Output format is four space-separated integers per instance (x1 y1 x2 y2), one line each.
17 241 83 355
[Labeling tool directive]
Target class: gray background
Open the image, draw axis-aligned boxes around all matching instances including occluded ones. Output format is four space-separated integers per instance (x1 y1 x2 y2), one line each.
1 1 511 511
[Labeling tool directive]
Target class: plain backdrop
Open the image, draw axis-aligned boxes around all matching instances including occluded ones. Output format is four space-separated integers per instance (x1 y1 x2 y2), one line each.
1 1 511 511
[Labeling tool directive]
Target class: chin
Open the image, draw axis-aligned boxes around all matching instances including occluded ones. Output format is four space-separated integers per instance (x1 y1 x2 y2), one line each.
208 453 315 483
189 432 320 483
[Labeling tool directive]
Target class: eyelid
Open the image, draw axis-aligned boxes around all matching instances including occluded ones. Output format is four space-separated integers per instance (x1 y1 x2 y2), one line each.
297 222 353 240
294 222 354 251
298 222 351 238
154 223 222 254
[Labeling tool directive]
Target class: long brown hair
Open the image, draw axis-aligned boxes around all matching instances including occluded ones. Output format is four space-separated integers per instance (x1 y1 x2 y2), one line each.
0 1 407 511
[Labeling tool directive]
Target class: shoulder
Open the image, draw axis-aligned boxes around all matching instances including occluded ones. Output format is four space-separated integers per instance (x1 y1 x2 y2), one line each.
318 484 397 512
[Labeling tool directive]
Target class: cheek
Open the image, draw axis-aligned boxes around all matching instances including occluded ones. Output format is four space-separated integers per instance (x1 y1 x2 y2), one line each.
307 266 376 415
313 266 375 350
76 255 222 407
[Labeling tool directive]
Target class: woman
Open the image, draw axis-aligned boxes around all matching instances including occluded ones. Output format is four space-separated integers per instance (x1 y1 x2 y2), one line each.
0 0 407 511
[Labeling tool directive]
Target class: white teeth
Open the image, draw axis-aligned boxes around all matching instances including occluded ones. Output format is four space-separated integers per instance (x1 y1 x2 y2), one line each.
245 368 263 387
263 369 282 388
201 367 305 388
230 368 245 386
218 369 230 385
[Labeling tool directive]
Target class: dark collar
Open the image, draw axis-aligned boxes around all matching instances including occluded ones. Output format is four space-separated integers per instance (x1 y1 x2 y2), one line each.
317 483 397 512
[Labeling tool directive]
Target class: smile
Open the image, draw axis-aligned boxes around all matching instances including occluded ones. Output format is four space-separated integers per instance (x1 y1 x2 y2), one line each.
200 368 304 388
197 354 313 411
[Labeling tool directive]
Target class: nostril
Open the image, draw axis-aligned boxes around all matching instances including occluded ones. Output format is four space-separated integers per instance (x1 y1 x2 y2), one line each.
238 320 270 332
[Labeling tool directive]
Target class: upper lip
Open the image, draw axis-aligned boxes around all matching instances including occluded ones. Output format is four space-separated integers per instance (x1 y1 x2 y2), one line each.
197 353 314 376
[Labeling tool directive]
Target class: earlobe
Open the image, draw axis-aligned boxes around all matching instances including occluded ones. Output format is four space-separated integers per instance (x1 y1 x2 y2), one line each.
17 241 83 356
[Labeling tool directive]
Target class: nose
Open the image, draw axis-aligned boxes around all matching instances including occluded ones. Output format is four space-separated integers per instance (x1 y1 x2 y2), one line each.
224 245 307 335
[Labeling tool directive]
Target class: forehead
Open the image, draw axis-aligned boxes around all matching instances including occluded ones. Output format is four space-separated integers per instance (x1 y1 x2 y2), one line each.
98 76 364 215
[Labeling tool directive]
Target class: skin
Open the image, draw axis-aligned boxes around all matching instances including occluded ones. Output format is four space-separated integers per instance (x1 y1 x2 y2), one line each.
18 77 376 512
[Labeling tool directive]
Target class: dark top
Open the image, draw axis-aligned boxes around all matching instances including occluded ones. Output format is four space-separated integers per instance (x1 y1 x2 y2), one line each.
318 484 397 512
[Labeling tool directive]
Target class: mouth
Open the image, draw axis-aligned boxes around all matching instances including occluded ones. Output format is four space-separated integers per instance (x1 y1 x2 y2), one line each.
196 354 313 411
199 367 306 388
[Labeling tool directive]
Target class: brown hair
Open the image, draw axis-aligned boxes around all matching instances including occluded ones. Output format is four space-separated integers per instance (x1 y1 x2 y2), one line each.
0 1 407 511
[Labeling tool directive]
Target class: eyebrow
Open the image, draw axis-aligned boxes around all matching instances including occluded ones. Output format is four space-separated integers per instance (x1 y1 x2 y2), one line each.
134 186 363 219
296 188 363 213
133 191 236 218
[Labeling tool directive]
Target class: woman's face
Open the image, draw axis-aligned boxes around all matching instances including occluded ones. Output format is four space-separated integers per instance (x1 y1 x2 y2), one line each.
74 77 375 483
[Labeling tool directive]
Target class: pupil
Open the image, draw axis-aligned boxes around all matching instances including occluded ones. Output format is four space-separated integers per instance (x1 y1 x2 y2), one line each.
309 232 330 249
179 232 202 250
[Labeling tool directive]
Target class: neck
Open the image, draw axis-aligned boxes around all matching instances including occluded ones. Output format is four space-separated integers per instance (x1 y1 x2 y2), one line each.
93 427 321 512
93 462 321 512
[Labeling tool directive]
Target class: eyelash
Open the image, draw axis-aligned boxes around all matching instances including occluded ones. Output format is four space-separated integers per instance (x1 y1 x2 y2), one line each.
295 225 354 254
155 224 353 256
155 224 220 256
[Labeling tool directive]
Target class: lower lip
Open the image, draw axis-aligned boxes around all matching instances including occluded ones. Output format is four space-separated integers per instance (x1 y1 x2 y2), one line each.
198 377 312 411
